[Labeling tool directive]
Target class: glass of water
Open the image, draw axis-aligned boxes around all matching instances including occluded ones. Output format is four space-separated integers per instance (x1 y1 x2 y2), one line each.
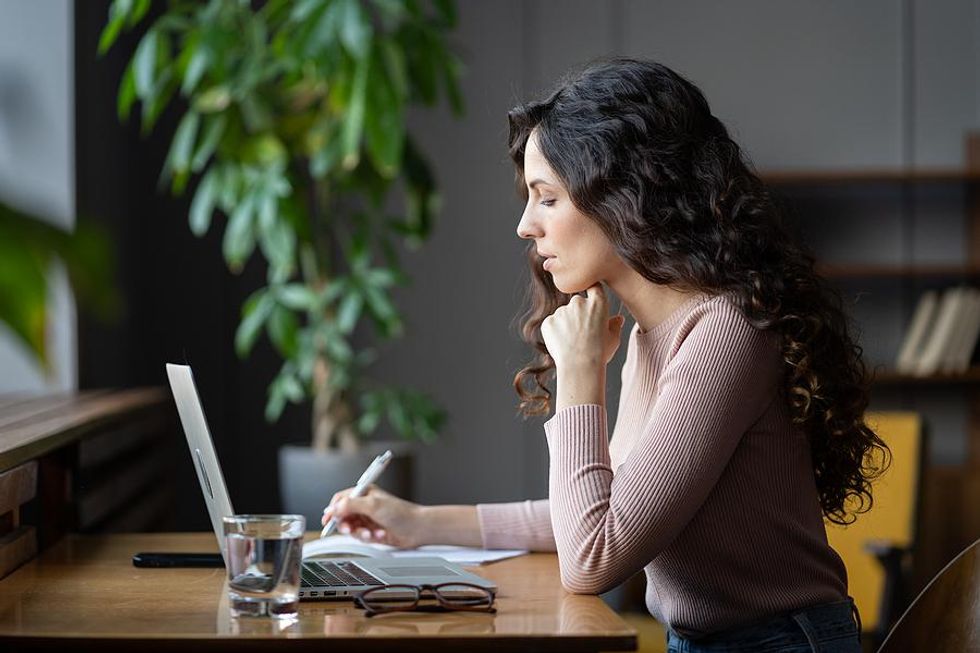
222 514 305 618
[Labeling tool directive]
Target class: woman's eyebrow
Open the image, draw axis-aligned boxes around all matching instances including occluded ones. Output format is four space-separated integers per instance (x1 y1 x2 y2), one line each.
527 178 553 189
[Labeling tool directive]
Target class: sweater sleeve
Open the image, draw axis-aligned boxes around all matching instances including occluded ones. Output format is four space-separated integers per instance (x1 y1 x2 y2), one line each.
544 305 780 594
475 499 556 551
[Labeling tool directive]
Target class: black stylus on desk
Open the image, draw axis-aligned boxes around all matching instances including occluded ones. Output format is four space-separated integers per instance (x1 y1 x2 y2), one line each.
132 552 224 568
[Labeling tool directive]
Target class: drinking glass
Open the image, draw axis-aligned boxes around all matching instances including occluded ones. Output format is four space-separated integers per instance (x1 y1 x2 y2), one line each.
223 514 305 618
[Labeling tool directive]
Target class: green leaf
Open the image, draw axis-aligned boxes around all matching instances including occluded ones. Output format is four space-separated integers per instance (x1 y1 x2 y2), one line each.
242 133 287 166
181 45 209 97
222 193 257 271
240 96 275 133
281 373 305 401
235 290 274 357
189 169 217 236
133 29 159 100
323 328 353 363
372 0 408 27
191 114 226 172
304 0 342 55
357 411 380 436
387 396 410 437
433 0 457 27
336 291 363 334
140 68 175 133
340 48 370 171
363 284 402 339
277 284 318 310
267 304 299 357
365 56 404 179
129 0 151 26
290 0 325 22
321 278 347 306
0 241 48 364
169 110 201 175
193 85 231 113
98 3 127 56
117 61 137 121
215 165 240 213
339 0 373 59
265 383 287 422
404 26 437 104
310 135 342 178
364 268 401 288
362 283 397 321
379 39 408 101
257 194 295 274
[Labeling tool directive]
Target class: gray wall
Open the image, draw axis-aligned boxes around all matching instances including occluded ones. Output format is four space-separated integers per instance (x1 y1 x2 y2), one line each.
0 0 75 393
374 0 980 506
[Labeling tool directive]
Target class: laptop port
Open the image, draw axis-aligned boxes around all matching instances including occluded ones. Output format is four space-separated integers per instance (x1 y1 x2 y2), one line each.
310 591 318 597
323 591 337 596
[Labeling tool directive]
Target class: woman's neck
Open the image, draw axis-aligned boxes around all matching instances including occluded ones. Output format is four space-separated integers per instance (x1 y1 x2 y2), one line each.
606 267 700 334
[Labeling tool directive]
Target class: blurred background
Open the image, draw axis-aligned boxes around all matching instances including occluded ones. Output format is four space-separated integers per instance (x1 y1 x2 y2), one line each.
1 1 978 649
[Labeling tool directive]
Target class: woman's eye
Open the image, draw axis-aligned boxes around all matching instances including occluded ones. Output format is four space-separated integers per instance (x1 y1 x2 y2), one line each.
540 199 556 207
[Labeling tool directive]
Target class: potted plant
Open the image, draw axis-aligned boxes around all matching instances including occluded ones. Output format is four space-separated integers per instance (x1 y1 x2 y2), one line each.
99 0 462 525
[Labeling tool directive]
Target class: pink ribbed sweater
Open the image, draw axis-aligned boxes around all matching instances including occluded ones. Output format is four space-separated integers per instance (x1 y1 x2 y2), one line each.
477 294 847 637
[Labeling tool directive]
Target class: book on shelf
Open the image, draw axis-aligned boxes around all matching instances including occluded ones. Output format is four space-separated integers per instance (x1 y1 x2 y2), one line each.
945 287 980 373
895 286 980 377
895 290 939 374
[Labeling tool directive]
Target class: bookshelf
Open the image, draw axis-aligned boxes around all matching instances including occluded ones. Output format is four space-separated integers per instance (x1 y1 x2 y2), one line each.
760 133 980 594
871 367 980 385
816 263 980 281
762 169 980 185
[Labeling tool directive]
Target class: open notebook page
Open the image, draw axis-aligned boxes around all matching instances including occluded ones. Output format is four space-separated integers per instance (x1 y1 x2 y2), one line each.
302 534 527 565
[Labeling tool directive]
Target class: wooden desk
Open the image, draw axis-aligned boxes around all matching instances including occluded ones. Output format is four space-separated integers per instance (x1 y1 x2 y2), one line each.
0 390 173 579
0 532 638 652
878 535 980 652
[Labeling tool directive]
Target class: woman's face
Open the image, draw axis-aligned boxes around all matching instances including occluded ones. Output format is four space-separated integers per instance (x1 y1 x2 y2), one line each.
516 129 621 294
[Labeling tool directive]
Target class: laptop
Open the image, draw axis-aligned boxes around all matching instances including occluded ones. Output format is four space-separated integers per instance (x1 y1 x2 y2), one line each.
165 363 497 601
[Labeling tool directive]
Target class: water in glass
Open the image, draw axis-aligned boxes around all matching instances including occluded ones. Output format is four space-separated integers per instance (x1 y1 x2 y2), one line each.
223 514 305 618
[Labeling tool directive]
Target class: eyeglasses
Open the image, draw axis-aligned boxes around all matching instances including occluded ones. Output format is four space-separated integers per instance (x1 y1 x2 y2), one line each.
354 582 497 618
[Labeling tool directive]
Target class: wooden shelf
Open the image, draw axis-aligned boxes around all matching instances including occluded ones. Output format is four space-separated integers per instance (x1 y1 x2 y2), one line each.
818 263 980 280
760 168 980 185
871 367 980 385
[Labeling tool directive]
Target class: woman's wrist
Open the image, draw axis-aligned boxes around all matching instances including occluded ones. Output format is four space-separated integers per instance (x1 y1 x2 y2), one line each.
556 364 606 412
415 505 483 547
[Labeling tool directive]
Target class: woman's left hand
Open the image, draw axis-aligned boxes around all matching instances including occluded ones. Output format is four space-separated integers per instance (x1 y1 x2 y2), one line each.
541 283 626 371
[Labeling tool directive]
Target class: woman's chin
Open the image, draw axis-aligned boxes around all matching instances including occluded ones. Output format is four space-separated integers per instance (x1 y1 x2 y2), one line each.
553 276 593 295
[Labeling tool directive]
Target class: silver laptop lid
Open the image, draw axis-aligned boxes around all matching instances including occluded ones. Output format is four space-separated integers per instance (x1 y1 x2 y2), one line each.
166 363 235 565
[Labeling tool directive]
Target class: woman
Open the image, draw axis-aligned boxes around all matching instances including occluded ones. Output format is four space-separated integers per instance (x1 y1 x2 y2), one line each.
323 57 887 652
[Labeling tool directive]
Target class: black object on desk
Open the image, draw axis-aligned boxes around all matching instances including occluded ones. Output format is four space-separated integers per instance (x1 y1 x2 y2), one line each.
132 552 224 568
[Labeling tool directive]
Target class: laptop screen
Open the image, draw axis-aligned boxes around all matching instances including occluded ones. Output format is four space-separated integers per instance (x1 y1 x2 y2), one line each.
166 363 236 565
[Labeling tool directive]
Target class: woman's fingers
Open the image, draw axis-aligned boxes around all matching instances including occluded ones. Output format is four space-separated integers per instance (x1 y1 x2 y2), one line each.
323 484 382 519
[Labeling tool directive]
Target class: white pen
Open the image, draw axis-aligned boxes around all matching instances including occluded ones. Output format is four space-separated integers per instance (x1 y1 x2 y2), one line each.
320 449 393 538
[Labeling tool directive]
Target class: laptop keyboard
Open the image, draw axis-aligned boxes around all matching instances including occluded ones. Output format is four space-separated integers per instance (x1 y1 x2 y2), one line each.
301 560 385 588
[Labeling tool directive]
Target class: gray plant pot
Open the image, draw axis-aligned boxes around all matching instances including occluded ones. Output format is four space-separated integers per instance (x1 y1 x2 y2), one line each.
278 442 414 531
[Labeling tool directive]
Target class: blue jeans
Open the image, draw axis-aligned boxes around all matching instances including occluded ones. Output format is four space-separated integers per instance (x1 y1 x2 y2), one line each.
666 598 862 652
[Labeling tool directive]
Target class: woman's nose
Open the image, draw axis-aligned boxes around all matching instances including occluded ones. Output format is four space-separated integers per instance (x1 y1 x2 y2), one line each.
516 209 540 240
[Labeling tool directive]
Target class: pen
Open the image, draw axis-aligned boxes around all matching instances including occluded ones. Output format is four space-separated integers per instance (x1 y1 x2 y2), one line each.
320 449 393 538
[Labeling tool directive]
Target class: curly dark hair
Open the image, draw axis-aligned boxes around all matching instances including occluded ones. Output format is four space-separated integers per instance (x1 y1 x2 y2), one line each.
508 57 889 525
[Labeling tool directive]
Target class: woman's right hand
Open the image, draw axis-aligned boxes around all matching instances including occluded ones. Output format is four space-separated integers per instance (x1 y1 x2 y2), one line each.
321 485 424 548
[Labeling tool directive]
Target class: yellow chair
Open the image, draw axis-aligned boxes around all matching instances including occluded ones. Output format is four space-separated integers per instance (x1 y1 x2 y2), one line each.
824 411 922 650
